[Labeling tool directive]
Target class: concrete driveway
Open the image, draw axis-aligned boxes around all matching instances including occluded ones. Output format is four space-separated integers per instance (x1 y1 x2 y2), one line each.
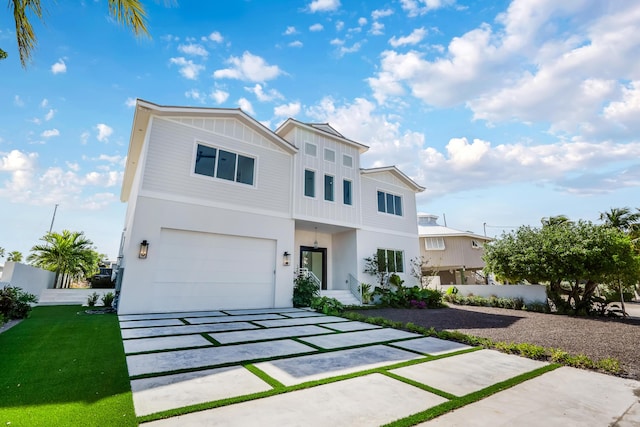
119 308 640 426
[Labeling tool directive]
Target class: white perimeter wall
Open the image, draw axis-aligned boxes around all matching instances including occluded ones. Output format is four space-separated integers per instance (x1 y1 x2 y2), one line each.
118 196 295 314
439 284 548 304
356 229 421 288
1 262 56 296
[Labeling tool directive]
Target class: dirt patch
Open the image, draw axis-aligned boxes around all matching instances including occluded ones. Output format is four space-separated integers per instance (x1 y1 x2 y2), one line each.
351 304 640 380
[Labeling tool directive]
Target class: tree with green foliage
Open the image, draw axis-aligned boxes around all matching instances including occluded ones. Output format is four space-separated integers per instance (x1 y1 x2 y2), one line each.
0 247 5 258
484 220 640 315
6 0 149 67
27 230 98 288
599 207 640 234
7 251 23 262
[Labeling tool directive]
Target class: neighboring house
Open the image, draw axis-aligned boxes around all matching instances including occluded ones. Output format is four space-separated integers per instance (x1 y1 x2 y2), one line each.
115 100 424 314
417 214 491 286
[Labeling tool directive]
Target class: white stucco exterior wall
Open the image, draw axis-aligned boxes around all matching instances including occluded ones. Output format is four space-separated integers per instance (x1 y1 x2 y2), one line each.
1 262 56 296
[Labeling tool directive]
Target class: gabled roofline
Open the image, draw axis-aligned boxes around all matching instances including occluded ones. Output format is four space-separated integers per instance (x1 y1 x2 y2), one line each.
275 118 369 153
419 227 492 240
360 166 425 193
121 99 298 202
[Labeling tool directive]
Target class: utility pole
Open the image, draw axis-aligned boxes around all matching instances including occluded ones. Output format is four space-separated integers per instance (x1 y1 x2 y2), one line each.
48 204 59 233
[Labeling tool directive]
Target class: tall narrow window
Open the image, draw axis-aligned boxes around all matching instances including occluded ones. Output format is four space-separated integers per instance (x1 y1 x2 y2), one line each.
324 175 334 201
304 169 315 197
343 179 352 205
236 155 255 185
377 191 385 213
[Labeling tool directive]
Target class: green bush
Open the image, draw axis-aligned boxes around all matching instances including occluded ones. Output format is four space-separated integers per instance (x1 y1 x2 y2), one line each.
0 285 38 320
292 274 319 307
87 292 99 307
101 292 115 308
310 296 344 315
443 293 547 312
373 285 443 308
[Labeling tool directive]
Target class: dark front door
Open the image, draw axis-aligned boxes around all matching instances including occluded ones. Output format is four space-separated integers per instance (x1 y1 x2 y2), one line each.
300 246 327 290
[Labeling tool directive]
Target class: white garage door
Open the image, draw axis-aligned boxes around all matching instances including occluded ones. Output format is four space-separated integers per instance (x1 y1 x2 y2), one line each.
152 228 276 311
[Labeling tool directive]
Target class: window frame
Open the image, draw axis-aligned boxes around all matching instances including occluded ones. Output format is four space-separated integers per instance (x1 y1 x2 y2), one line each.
324 148 336 163
324 174 335 202
305 142 317 157
343 179 353 206
376 190 403 216
376 248 404 273
304 169 316 198
193 142 256 187
342 154 353 168
425 237 446 251
471 239 482 249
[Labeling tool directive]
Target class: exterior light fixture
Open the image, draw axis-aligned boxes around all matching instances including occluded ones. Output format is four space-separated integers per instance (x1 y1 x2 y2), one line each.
139 240 149 259
313 227 319 249
283 251 291 266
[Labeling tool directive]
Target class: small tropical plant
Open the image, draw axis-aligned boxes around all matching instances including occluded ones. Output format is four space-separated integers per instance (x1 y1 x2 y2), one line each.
101 292 115 308
359 283 372 304
0 285 38 320
87 292 99 307
310 296 344 315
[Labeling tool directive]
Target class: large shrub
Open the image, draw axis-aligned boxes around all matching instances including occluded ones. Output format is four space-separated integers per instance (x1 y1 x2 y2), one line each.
0 285 38 321
292 274 319 307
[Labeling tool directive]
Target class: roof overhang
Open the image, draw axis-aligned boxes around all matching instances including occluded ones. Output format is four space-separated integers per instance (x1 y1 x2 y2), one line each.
275 118 369 154
361 166 425 193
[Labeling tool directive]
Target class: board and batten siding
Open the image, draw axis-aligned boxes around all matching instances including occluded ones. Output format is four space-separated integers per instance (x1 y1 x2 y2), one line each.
282 126 361 226
360 173 418 234
421 236 486 269
141 117 292 215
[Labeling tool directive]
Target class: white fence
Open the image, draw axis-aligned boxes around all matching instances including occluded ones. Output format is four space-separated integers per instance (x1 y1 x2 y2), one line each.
0 262 56 296
438 284 547 304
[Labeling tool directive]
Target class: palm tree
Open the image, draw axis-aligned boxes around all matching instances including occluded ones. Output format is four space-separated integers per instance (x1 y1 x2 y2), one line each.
27 230 97 288
7 0 149 67
7 251 23 262
599 207 640 234
541 215 573 227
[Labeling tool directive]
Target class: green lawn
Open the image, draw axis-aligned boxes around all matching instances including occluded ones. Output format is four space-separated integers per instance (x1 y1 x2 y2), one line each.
0 306 136 427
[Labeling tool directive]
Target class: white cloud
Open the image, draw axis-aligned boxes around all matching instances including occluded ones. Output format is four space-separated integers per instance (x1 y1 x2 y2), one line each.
97 154 124 164
335 21 344 31
289 40 303 48
245 84 283 102
284 26 297 35
274 102 301 117
169 57 205 80
308 0 340 13
178 43 209 57
372 9 394 20
95 124 113 142
44 109 56 121
389 27 427 47
40 99 49 108
14 95 24 107
213 51 283 82
66 162 80 172
41 129 60 138
80 131 90 145
370 22 385 35
237 98 255 115
51 59 67 74
337 42 362 57
205 31 224 43
309 23 324 32
125 97 137 107
358 17 367 26
400 0 455 17
210 89 229 104
185 89 207 102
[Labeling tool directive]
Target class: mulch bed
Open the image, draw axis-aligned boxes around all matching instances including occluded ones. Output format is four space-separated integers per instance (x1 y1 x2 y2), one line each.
351 304 640 380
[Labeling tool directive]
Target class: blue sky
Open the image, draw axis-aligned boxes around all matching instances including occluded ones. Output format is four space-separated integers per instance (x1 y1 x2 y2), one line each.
1 0 639 260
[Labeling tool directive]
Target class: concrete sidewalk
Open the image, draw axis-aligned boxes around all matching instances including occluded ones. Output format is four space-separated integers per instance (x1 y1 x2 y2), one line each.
120 309 640 426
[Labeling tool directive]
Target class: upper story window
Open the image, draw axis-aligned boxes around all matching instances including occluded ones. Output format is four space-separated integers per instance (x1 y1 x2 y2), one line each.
377 191 403 216
343 154 353 168
425 237 445 250
304 169 315 197
324 175 334 201
471 239 482 249
194 144 255 186
324 148 335 162
343 179 352 205
305 142 317 156
377 248 404 273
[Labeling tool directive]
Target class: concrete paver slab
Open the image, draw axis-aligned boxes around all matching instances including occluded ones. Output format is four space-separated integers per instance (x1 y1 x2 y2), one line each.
223 308 305 315
390 349 547 396
319 321 381 332
299 328 420 349
127 339 317 377
280 311 325 318
390 336 473 356
119 319 185 329
210 325 333 344
120 322 259 339
144 373 447 427
118 311 225 321
254 315 349 327
419 367 640 426
131 366 272 416
183 313 284 324
123 334 212 354
254 344 423 386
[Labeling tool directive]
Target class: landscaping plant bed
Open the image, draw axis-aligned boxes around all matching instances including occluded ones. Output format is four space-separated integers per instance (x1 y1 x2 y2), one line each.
352 304 640 380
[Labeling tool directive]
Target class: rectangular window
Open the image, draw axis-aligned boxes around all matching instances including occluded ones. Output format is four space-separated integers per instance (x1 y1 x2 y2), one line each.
425 237 445 250
343 154 353 167
343 179 352 205
324 174 334 201
377 248 404 273
305 142 317 156
471 239 481 249
377 190 403 216
194 144 255 186
324 148 335 162
304 169 315 197
195 145 217 177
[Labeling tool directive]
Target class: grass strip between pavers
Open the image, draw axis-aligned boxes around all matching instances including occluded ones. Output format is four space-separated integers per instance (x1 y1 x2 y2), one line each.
0 305 136 427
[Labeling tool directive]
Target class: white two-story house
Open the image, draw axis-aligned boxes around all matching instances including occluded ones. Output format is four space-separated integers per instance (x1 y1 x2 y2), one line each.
115 100 424 314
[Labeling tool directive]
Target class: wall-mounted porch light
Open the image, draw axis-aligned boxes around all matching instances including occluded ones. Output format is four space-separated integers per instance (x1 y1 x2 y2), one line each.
139 240 149 259
283 251 291 266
